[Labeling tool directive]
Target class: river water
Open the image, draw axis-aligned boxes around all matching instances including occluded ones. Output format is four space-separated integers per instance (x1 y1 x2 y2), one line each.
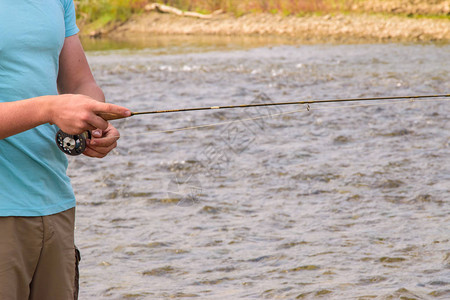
70 37 449 299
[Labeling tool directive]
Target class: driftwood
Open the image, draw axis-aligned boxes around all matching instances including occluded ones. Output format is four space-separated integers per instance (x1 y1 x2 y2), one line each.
89 3 221 38
144 3 222 19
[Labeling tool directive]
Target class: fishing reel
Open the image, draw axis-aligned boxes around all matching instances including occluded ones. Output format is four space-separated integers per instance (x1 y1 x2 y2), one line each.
55 130 91 156
54 112 128 156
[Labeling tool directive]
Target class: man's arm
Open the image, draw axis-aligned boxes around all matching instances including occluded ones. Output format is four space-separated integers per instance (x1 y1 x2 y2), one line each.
0 95 128 140
57 34 105 102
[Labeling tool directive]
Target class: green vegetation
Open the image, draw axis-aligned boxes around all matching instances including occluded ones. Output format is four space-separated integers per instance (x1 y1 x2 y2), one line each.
76 0 358 23
76 0 147 31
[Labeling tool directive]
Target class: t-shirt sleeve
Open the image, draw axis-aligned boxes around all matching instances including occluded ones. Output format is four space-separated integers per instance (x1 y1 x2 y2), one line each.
62 0 79 37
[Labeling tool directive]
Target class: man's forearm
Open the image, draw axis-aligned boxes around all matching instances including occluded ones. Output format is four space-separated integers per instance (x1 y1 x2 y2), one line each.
0 97 51 139
60 81 105 103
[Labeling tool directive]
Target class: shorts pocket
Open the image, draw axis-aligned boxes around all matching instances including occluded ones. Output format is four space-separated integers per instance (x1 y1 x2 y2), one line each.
74 246 81 300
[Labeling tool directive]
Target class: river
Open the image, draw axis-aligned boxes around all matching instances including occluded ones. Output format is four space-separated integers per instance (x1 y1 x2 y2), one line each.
70 36 449 299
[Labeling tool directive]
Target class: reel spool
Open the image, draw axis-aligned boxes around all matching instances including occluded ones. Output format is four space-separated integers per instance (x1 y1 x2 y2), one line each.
55 130 91 156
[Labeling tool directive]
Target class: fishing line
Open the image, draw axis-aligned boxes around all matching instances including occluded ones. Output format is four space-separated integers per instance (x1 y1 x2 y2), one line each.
118 98 448 137
55 95 449 155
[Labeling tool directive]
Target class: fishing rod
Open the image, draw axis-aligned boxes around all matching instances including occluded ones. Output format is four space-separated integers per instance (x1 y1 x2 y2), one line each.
55 94 450 155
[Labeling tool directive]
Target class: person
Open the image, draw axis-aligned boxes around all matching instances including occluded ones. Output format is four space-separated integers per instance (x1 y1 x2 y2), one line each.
0 1 130 299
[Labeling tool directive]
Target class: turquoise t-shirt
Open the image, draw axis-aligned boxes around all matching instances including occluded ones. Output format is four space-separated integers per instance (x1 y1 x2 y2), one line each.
0 0 80 216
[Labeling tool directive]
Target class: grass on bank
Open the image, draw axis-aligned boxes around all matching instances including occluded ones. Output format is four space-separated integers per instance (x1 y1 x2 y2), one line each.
75 0 358 25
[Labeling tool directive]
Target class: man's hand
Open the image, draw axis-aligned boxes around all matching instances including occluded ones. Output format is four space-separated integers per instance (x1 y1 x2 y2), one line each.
46 94 130 135
83 123 121 158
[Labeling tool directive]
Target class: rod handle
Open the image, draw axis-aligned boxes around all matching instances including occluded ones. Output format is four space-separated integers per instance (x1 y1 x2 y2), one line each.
97 112 130 121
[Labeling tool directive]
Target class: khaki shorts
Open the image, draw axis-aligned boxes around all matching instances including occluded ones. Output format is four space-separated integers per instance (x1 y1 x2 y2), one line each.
0 208 80 300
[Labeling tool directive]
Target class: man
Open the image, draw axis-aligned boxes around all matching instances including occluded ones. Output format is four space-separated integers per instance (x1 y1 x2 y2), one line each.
0 0 130 299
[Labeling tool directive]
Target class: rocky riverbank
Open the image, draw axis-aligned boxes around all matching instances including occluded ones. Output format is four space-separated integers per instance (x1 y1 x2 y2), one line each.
108 11 449 43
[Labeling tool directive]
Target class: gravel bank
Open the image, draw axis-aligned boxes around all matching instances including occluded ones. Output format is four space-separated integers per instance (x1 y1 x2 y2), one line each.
109 12 449 43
